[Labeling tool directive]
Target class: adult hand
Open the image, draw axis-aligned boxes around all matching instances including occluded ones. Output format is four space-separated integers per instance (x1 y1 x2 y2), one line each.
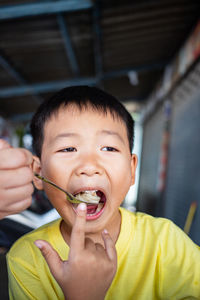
0 139 34 219
35 203 117 300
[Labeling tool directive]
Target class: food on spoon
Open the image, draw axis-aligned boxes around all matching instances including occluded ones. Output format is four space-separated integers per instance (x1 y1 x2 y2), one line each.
75 190 100 204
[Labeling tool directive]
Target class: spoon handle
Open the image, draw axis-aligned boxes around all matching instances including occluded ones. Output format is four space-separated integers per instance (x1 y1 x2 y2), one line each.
34 173 82 204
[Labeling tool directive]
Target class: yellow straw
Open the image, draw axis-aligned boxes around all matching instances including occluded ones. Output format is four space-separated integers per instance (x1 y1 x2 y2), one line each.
184 202 197 235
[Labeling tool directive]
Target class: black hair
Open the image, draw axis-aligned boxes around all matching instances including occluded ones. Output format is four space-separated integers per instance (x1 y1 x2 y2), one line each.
30 85 134 157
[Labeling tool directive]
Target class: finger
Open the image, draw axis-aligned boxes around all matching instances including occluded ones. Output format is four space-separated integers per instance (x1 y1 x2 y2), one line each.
0 139 11 150
0 166 33 189
102 229 117 262
0 196 32 218
70 203 87 253
85 237 96 251
0 148 33 169
0 183 34 203
34 240 64 282
95 242 105 253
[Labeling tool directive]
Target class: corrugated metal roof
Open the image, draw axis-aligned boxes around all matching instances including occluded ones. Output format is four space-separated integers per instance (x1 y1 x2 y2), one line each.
0 0 199 121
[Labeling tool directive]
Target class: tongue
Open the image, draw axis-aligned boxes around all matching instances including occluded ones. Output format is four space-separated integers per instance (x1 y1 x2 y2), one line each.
87 204 98 214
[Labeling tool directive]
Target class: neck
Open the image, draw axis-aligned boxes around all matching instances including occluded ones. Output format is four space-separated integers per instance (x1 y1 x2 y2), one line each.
60 209 121 247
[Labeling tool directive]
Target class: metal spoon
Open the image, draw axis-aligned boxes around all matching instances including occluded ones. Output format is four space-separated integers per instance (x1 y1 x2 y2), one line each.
34 173 85 204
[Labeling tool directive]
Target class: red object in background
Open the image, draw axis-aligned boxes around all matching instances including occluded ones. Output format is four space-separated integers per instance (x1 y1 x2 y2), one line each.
157 101 171 193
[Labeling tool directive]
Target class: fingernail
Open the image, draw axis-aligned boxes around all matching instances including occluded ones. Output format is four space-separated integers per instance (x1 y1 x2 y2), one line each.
103 229 108 234
78 203 86 211
34 241 42 249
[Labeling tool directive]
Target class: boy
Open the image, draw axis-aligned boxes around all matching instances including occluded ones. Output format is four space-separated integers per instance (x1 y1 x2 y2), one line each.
7 86 200 299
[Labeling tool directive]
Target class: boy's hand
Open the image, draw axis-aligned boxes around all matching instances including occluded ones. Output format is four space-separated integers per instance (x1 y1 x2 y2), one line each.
35 203 117 300
0 139 34 219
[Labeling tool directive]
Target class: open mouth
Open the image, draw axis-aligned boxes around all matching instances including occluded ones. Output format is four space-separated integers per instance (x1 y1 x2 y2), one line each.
72 190 106 220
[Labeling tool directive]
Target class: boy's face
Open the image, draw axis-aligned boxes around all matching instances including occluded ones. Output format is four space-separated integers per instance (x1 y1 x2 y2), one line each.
33 105 137 234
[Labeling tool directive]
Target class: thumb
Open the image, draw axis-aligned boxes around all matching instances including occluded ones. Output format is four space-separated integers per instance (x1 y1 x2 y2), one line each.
34 240 64 282
0 139 11 150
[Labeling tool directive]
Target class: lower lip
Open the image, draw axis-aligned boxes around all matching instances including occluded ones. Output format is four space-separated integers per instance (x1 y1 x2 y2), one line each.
86 204 105 220
72 202 105 221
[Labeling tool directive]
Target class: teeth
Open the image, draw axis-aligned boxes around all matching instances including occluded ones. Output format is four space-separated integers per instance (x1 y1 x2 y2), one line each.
75 190 101 204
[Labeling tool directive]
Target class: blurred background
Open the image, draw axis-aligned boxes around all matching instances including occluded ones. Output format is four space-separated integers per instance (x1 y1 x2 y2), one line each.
0 0 200 256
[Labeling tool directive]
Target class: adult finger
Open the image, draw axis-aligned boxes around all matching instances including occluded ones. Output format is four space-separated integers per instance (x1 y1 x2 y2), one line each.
34 240 63 282
70 203 87 253
0 196 32 219
0 148 33 169
0 166 33 189
102 229 117 263
0 183 34 202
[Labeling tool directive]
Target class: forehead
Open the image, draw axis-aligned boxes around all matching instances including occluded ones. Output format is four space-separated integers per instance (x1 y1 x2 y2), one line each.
43 104 128 139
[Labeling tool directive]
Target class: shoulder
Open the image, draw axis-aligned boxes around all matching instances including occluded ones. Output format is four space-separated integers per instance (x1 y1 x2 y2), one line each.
119 207 188 241
7 218 62 259
119 208 200 266
120 206 173 229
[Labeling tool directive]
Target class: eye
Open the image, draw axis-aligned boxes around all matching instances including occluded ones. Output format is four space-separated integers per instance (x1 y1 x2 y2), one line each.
59 147 77 152
101 146 118 152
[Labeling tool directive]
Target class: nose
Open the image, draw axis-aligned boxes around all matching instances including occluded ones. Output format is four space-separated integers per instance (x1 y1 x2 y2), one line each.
75 153 103 177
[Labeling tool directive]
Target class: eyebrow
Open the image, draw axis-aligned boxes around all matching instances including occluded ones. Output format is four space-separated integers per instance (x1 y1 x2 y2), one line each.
99 130 125 144
51 130 125 144
54 133 79 140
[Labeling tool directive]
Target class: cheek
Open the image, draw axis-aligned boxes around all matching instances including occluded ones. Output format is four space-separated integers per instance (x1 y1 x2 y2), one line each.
43 186 61 205
111 161 133 194
113 158 132 179
41 157 67 182
45 188 71 215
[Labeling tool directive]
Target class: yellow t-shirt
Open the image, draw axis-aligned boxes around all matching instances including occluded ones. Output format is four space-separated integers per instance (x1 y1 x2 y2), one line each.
7 207 200 299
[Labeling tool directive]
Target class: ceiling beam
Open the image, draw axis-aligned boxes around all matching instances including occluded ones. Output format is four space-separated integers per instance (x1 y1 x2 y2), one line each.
93 2 103 87
0 0 93 20
0 61 167 98
0 54 27 85
0 53 42 103
11 112 34 123
0 77 97 98
103 61 167 79
57 13 80 76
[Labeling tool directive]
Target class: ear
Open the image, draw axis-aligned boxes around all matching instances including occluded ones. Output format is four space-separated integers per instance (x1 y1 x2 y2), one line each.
130 154 138 185
32 155 44 190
